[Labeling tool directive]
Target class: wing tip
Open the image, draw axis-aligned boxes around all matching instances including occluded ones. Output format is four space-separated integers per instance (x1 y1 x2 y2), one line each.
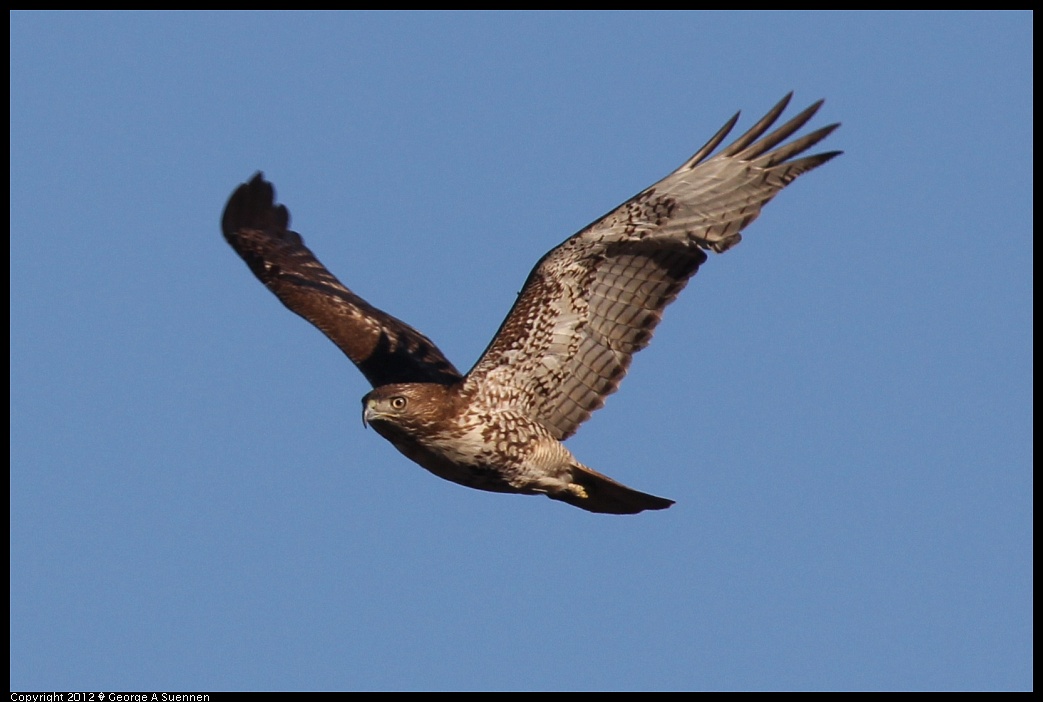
700 95 839 164
221 171 289 238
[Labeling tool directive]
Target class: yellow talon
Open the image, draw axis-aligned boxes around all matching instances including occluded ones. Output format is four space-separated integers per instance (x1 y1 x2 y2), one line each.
568 484 589 499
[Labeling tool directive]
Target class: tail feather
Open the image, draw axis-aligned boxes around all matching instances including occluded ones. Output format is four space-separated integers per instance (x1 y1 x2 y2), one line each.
553 465 674 515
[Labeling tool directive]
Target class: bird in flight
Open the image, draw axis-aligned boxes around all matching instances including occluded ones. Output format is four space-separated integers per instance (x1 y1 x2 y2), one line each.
222 94 840 514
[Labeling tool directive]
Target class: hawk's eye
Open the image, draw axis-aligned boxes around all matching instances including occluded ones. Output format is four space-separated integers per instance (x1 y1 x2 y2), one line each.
390 396 407 410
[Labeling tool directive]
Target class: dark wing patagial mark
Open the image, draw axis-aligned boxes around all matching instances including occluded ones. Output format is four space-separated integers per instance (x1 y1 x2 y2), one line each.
221 173 463 388
464 94 841 440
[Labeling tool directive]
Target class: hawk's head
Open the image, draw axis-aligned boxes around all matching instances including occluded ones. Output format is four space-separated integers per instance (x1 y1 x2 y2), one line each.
361 383 461 434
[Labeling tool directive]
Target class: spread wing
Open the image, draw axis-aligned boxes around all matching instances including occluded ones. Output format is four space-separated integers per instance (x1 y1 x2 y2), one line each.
221 174 463 387
464 94 841 440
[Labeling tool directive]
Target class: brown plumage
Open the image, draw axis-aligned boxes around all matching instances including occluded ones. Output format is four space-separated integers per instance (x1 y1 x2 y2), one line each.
221 94 841 514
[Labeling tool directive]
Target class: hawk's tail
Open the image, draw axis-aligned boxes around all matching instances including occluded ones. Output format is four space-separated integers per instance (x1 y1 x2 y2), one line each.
555 465 674 515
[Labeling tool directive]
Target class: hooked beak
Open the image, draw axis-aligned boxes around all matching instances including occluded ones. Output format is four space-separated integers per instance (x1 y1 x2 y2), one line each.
362 401 378 429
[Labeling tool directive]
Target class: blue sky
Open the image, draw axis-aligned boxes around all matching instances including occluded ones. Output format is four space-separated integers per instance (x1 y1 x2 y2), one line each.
10 11 1031 691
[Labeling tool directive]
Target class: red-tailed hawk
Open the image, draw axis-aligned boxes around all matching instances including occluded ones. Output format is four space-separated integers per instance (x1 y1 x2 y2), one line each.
222 94 840 514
